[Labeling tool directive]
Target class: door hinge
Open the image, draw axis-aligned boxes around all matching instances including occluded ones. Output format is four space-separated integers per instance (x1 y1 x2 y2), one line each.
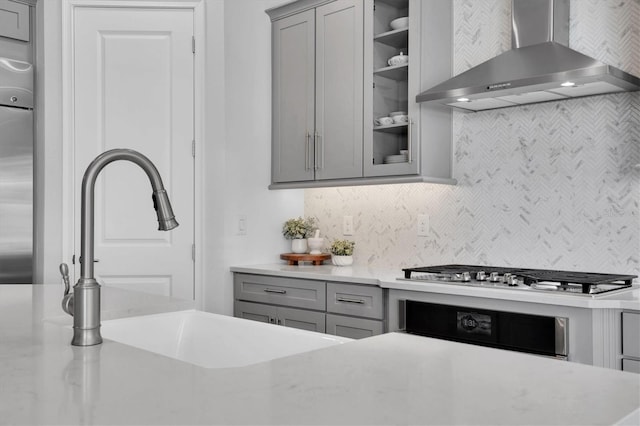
192 139 196 157
191 244 195 262
192 36 195 54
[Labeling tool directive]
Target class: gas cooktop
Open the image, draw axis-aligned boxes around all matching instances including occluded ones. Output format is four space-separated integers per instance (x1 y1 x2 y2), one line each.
401 264 637 296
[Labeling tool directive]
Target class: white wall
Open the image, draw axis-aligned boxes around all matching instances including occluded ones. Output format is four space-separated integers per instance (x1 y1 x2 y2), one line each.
34 0 305 315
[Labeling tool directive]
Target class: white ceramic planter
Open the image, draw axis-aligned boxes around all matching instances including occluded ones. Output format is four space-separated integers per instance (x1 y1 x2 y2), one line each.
291 239 307 254
331 255 353 266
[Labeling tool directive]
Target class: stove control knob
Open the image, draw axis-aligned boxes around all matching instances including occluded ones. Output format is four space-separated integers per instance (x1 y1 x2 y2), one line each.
507 275 519 286
476 271 487 281
461 272 471 282
489 272 500 282
503 273 512 283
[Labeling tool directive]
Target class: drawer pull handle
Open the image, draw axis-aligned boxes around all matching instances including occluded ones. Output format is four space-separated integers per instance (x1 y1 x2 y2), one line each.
264 288 287 294
336 297 365 304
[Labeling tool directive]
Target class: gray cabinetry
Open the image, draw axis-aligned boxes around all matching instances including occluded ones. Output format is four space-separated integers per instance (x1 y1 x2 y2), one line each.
621 311 640 373
268 0 455 189
234 273 385 339
271 9 315 183
364 0 454 183
269 0 364 184
326 314 383 339
0 0 30 42
235 301 326 333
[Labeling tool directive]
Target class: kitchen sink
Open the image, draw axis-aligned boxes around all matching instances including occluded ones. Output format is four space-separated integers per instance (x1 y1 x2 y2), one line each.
100 310 351 368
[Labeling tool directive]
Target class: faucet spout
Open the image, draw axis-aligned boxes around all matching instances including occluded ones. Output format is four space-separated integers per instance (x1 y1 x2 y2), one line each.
67 148 179 346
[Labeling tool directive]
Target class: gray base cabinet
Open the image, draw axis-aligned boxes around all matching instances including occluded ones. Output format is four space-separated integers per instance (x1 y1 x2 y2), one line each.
235 301 326 333
234 273 385 339
326 314 383 339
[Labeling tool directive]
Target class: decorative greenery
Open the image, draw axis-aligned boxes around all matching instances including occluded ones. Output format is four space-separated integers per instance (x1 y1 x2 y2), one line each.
329 239 355 256
282 217 316 240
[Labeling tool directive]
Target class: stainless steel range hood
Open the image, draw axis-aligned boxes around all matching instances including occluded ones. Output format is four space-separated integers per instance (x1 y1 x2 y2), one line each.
416 0 640 112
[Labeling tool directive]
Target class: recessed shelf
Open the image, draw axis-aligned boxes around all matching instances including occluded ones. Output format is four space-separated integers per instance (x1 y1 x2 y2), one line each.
374 28 408 48
375 0 409 9
373 122 408 134
373 63 408 80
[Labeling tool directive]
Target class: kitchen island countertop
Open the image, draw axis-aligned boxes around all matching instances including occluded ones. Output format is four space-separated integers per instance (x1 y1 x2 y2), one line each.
231 263 640 310
2 284 639 425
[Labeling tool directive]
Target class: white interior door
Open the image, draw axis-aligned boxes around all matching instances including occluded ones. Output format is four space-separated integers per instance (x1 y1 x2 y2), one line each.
72 6 195 300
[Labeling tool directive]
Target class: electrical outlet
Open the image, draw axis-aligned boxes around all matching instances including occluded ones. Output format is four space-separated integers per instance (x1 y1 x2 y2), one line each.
417 214 429 236
343 215 354 236
237 215 247 235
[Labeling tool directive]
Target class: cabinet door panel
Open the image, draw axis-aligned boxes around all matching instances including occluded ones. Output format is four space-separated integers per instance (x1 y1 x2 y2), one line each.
279 306 326 333
272 10 315 183
622 312 640 358
234 301 276 324
315 0 363 180
622 358 640 374
326 313 383 339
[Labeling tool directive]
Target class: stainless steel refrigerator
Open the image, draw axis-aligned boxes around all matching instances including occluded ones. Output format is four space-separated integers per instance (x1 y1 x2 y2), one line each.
0 57 33 283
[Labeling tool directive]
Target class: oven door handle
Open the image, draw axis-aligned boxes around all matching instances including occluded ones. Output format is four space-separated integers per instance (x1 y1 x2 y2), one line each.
555 317 568 357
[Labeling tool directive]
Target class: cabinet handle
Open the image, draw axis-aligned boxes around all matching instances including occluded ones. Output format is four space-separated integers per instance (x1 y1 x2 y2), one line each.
264 288 287 294
305 132 311 171
408 120 413 164
336 297 365 304
315 132 324 170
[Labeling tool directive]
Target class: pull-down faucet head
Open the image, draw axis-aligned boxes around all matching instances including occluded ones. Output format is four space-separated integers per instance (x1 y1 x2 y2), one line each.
152 189 179 231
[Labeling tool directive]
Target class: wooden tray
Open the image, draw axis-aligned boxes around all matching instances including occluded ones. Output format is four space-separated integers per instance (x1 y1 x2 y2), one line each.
280 253 331 266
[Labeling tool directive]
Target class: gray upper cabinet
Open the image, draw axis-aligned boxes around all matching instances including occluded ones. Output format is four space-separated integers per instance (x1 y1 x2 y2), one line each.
269 0 364 185
271 9 315 183
364 0 455 184
267 0 455 189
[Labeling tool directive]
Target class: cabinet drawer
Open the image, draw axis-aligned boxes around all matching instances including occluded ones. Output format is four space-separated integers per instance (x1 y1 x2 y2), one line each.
622 358 640 374
622 312 640 358
326 314 383 339
326 282 383 319
234 274 326 310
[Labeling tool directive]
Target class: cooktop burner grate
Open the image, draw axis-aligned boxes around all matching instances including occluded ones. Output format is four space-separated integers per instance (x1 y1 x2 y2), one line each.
402 264 636 295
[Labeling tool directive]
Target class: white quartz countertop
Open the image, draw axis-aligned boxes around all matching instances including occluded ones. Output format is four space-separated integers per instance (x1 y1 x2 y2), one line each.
2 284 639 425
231 264 640 310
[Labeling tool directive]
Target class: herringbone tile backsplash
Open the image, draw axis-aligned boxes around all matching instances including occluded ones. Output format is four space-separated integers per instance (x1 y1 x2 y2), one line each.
305 0 640 275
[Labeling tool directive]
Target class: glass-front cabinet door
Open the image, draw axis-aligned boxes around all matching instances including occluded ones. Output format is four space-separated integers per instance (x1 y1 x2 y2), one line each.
364 0 420 177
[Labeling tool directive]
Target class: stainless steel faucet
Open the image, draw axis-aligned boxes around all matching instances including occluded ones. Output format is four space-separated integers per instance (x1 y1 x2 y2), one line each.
60 149 178 346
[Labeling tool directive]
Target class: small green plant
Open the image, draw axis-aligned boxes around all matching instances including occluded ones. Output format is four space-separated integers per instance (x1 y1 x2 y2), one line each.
282 217 316 240
329 239 355 256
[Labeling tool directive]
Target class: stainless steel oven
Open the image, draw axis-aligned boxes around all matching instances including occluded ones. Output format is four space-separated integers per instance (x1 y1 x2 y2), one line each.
401 300 568 360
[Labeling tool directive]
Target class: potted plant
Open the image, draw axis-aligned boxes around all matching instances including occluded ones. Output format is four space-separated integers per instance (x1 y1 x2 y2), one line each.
329 239 355 266
282 217 316 253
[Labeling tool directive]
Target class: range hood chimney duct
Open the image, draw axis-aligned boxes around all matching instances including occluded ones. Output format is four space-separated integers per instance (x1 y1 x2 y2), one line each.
416 0 640 112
